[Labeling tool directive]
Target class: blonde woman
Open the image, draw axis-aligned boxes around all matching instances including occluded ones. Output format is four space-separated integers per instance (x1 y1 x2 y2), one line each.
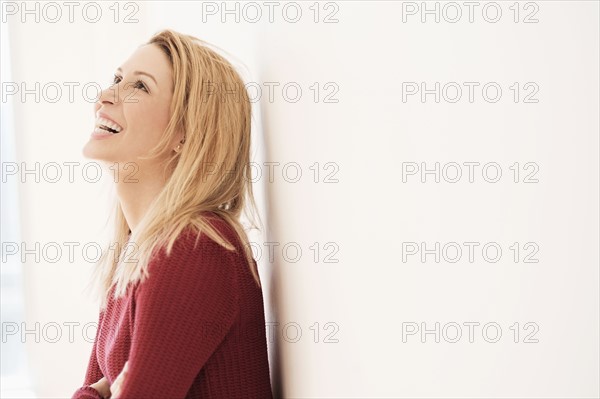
71 29 272 398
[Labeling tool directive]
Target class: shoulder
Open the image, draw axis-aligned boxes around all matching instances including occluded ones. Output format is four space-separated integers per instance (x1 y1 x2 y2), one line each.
140 215 241 288
133 232 240 316
196 212 245 257
201 212 238 239
158 213 236 259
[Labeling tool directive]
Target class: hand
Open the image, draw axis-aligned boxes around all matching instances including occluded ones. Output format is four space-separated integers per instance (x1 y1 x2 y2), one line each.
110 361 129 398
89 377 111 399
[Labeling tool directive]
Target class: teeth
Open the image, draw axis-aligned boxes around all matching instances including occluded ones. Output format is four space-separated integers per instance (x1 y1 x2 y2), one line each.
95 117 122 133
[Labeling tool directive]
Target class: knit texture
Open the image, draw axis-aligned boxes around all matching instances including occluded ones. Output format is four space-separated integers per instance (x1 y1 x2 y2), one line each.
71 216 273 398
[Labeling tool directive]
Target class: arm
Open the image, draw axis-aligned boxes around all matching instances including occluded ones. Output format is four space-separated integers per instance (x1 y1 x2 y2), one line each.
115 228 240 398
71 310 106 399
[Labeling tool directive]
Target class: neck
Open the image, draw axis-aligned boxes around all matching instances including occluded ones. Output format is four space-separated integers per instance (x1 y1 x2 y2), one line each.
116 165 168 235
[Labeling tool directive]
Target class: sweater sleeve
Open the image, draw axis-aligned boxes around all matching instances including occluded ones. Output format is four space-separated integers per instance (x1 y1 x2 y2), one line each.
71 310 105 399
115 228 240 398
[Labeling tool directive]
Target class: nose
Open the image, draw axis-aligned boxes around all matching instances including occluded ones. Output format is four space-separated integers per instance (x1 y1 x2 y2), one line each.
97 83 120 106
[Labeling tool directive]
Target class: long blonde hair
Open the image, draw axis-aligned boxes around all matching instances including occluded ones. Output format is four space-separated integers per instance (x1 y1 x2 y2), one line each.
88 29 263 310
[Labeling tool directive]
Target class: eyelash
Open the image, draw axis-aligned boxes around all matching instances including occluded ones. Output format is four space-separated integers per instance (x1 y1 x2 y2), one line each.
112 74 149 93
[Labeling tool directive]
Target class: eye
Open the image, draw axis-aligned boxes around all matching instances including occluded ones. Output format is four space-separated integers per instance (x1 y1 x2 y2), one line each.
133 80 149 93
111 74 149 93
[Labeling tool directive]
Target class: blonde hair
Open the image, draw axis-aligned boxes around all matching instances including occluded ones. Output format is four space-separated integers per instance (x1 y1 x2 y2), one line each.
88 29 263 310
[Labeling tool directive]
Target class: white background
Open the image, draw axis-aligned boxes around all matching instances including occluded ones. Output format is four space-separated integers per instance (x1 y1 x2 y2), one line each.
1 1 598 398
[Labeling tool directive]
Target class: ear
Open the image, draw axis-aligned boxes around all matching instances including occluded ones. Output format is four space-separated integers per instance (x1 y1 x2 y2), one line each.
169 129 185 149
171 130 186 154
175 128 186 144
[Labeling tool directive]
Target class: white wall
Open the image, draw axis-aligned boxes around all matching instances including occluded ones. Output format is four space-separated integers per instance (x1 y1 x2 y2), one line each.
3 1 598 398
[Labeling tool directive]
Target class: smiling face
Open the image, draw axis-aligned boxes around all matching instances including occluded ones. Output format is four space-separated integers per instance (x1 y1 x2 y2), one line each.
83 44 179 167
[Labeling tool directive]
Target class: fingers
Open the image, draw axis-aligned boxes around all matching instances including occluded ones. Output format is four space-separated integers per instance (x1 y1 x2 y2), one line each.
90 377 111 399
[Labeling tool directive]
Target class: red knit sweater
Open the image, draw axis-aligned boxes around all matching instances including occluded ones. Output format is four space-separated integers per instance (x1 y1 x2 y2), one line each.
71 217 273 398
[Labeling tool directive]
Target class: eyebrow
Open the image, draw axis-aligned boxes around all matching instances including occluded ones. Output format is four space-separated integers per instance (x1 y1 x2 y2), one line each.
116 67 158 86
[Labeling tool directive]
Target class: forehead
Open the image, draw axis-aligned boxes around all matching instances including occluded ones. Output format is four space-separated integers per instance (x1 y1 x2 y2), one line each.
119 44 173 90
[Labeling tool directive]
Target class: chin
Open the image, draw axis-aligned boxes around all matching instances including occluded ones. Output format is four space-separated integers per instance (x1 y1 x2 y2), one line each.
82 139 117 163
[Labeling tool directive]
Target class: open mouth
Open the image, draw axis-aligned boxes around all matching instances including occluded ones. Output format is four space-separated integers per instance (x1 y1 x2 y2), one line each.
99 125 120 134
95 117 123 134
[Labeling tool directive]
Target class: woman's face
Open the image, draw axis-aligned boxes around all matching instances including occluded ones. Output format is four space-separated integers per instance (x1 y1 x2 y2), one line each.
83 44 176 166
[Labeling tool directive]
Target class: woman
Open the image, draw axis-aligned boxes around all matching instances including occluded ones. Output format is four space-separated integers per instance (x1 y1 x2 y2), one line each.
71 29 273 398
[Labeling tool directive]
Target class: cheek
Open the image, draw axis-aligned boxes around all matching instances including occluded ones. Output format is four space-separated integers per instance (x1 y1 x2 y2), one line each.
126 104 171 148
